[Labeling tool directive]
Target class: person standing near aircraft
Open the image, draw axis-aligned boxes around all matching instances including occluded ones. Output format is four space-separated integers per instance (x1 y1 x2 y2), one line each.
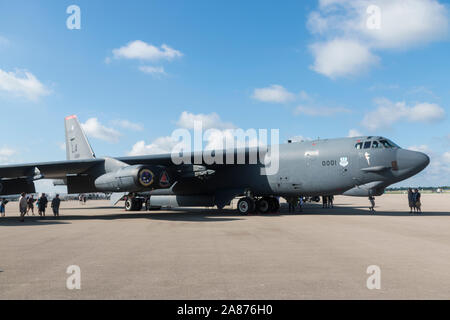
27 195 36 216
408 188 415 213
51 194 61 217
328 195 334 208
288 199 294 213
322 196 328 208
19 193 28 222
369 196 375 213
414 189 422 213
38 193 48 216
287 197 298 213
0 198 8 217
298 196 303 212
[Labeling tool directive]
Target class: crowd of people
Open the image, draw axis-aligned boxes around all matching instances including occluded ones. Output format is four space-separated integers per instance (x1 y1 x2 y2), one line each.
0 193 62 222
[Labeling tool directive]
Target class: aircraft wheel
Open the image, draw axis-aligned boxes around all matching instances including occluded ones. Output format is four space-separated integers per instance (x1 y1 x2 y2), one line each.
125 198 134 211
135 199 143 211
237 197 255 215
125 198 142 211
256 197 271 214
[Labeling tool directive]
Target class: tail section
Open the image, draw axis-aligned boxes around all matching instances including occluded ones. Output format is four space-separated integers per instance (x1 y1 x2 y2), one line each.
65 115 95 160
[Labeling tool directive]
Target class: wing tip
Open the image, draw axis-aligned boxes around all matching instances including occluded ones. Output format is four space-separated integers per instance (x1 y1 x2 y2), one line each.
65 115 77 120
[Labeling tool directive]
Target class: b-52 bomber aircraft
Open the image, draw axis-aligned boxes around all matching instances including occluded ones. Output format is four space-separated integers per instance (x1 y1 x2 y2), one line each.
0 115 429 214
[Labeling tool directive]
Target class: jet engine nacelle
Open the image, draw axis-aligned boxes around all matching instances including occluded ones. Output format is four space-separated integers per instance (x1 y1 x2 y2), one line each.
94 165 170 192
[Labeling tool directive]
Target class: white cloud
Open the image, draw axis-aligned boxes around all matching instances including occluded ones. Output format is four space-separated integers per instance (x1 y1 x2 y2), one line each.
127 112 263 156
407 102 446 122
128 136 180 156
111 119 143 131
139 65 167 76
0 36 9 47
407 144 432 153
203 129 261 151
309 39 379 78
176 111 235 130
0 146 17 163
252 85 296 103
81 118 121 143
298 90 311 101
294 105 351 116
58 142 66 151
348 128 363 137
402 145 450 186
361 0 449 49
112 41 183 61
307 0 449 78
443 151 450 163
361 98 445 130
0 69 50 101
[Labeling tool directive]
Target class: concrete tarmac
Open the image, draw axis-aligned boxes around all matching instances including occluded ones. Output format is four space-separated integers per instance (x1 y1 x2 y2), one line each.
1 194 449 299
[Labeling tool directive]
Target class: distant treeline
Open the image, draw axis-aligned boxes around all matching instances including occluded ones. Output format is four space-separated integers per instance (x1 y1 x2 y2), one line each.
386 186 449 191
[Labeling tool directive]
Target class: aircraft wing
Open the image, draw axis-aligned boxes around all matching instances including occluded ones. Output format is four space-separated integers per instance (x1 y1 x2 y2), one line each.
0 114 268 196
116 147 267 168
0 159 104 179
0 159 104 195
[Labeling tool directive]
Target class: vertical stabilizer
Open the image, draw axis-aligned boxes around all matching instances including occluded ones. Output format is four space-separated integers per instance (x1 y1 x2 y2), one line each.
65 115 95 160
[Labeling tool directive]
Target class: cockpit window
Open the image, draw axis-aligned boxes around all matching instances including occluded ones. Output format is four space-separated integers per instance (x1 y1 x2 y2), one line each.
379 140 395 148
372 141 380 148
355 142 362 149
387 139 400 148
363 141 371 149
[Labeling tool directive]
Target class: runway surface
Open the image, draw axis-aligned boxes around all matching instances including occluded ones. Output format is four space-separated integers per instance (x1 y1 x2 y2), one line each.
1 194 449 299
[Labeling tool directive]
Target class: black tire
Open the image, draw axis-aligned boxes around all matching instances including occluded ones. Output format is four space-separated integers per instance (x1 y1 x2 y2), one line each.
125 198 133 211
125 198 142 211
256 197 271 214
135 199 143 211
237 197 255 215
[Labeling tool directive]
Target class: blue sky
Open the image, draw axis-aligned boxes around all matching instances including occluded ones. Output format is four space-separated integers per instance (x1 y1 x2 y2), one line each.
0 0 449 188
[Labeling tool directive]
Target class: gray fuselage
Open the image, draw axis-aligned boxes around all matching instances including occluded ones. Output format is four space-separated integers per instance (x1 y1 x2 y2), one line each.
150 136 429 200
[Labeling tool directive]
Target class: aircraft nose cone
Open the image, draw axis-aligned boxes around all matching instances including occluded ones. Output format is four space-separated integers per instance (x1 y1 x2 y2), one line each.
396 149 430 175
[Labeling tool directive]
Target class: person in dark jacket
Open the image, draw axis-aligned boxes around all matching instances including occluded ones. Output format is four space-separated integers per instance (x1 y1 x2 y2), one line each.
322 196 328 208
51 194 61 217
27 195 36 216
414 189 422 213
328 195 334 208
408 188 415 213
369 196 375 213
38 193 48 216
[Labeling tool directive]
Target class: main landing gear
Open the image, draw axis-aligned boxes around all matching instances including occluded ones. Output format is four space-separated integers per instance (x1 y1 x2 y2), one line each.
125 196 143 211
237 196 279 215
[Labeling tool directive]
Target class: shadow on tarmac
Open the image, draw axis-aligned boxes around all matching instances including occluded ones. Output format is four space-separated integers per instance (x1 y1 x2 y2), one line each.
1 203 449 226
